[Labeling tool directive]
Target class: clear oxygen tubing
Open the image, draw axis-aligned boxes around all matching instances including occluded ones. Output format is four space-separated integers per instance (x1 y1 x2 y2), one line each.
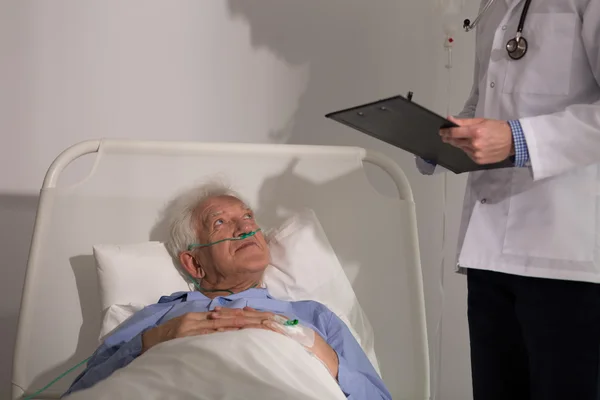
22 357 91 400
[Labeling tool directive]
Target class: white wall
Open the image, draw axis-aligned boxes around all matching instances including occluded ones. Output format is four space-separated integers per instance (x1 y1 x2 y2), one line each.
0 1 479 398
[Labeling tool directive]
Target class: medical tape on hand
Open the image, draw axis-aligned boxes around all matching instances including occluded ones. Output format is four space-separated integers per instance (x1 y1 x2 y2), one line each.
270 315 315 348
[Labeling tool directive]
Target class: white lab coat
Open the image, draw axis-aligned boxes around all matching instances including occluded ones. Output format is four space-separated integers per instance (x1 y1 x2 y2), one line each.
423 0 600 283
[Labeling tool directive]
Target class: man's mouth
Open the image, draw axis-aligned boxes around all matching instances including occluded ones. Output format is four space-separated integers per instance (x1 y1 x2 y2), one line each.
235 241 256 252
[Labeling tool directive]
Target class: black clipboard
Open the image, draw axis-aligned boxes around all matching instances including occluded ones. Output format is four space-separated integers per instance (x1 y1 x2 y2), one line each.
325 94 512 174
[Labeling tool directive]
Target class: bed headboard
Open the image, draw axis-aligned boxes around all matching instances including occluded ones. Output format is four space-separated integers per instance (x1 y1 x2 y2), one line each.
12 139 429 399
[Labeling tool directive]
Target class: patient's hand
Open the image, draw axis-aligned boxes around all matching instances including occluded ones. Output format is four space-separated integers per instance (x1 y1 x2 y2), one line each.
212 307 339 380
209 306 280 321
141 311 272 353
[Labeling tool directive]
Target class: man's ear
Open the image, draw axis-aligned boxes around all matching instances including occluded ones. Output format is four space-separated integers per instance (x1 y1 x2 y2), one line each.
179 252 205 279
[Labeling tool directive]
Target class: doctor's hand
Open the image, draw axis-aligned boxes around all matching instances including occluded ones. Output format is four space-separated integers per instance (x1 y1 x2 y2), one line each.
440 117 514 164
141 311 270 353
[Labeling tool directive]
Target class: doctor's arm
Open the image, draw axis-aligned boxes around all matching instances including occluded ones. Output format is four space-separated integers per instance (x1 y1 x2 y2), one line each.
324 311 392 399
516 2 600 180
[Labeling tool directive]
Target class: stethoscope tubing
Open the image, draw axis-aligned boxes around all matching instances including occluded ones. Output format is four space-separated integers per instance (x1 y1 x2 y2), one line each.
464 0 533 60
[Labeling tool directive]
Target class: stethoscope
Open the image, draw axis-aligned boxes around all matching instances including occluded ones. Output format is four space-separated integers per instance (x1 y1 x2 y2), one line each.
462 0 533 60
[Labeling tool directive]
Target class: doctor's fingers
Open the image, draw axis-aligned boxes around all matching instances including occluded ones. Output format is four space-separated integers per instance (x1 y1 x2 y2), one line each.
441 126 479 141
462 148 490 165
444 137 475 152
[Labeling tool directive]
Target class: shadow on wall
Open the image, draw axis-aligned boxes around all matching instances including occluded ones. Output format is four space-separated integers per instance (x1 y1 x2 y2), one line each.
226 0 429 148
0 194 39 400
253 159 402 297
227 0 359 145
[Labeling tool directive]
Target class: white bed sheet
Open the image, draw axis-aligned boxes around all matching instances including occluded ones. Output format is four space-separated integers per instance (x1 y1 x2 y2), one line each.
65 330 347 400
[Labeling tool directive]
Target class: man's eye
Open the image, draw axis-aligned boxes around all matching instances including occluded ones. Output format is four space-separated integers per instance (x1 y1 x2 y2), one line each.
214 219 224 226
244 213 253 219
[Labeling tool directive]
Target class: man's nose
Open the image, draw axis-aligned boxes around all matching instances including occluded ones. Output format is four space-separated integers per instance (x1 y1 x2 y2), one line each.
234 220 252 237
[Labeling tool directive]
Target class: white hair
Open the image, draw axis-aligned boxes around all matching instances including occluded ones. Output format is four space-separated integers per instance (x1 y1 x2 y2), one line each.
164 180 244 258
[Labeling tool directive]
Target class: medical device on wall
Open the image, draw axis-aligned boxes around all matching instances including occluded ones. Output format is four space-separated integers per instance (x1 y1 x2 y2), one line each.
438 0 463 112
463 0 533 60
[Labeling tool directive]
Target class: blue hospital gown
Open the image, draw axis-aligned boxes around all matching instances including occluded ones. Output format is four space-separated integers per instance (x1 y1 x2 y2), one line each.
63 288 391 399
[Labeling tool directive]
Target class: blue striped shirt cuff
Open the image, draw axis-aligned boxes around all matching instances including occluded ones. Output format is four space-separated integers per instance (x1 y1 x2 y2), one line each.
508 120 529 167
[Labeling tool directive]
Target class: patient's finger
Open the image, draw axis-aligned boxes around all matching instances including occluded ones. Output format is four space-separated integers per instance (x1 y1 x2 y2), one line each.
242 307 284 320
178 325 240 338
209 307 245 318
216 327 241 332
211 307 265 317
179 312 214 322
210 309 276 320
201 316 269 331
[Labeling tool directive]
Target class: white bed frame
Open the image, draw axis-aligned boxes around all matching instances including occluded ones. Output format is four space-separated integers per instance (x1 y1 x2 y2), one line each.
12 139 430 399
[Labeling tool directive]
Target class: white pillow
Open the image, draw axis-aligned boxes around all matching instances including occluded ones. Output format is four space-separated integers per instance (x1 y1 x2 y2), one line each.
93 209 379 373
94 242 191 308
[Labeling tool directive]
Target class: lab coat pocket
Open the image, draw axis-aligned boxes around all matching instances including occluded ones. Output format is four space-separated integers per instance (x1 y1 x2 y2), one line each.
502 13 578 96
502 167 597 262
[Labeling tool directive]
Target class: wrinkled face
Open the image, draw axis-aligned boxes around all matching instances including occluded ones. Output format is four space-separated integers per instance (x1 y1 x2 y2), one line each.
188 195 270 281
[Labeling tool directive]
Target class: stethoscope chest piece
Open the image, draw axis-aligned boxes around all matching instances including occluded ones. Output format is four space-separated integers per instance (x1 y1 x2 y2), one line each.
506 34 528 60
465 0 533 61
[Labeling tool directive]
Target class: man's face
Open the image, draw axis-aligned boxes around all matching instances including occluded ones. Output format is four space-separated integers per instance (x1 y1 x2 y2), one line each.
192 195 270 280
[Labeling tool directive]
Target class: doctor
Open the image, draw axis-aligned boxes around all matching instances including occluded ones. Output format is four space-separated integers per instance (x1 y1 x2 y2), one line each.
418 0 600 399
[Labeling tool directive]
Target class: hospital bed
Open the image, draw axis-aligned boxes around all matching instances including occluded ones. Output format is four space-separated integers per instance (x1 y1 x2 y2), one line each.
12 139 429 399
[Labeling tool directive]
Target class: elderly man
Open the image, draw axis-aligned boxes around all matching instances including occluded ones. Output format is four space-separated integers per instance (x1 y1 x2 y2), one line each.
63 183 390 399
